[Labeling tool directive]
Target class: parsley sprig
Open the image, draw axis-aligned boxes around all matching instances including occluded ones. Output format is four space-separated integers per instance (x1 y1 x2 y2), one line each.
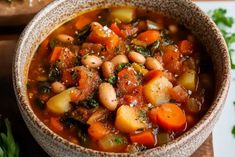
209 8 235 69
0 119 19 157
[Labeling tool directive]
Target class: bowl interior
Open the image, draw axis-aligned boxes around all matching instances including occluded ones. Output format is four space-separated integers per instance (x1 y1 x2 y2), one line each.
13 0 230 156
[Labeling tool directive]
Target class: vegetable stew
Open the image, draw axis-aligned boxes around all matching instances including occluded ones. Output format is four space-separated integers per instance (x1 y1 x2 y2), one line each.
27 7 214 153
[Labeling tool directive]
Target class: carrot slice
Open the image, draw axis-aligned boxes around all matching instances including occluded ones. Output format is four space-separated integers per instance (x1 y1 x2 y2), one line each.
178 40 193 55
130 130 155 148
50 47 62 63
38 38 49 55
149 103 186 131
110 22 123 37
50 117 63 132
137 30 161 45
88 122 109 140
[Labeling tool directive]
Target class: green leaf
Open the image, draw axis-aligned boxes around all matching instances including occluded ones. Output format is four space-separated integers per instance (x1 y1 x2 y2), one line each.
232 125 235 137
0 119 19 157
209 8 235 69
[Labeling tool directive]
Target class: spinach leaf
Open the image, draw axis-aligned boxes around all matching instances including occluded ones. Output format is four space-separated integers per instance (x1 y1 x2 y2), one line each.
108 75 117 85
130 45 151 57
48 62 61 81
34 97 45 110
75 24 91 45
37 81 51 94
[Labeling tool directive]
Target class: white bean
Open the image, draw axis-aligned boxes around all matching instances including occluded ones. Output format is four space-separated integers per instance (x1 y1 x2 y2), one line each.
111 54 129 67
81 55 102 68
56 34 74 43
102 61 114 78
99 83 118 111
128 51 146 64
145 57 163 70
51 81 66 93
168 24 178 34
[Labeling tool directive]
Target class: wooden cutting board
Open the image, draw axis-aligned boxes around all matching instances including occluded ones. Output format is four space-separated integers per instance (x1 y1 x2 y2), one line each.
0 39 213 156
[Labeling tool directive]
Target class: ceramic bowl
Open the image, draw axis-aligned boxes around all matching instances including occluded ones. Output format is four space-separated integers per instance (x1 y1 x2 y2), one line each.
13 0 231 156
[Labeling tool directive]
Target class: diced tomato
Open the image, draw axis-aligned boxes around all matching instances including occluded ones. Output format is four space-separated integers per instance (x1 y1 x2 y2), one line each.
50 117 63 132
120 86 145 107
117 68 139 95
162 50 182 74
70 67 100 102
120 24 138 38
88 22 120 52
62 69 77 86
178 40 193 55
169 85 189 103
110 22 123 37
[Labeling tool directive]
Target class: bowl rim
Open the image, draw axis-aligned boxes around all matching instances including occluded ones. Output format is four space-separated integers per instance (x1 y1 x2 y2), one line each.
13 0 231 156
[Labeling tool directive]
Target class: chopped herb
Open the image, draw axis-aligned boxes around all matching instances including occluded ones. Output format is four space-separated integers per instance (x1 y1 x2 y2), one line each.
150 40 160 56
209 8 235 69
0 119 20 157
34 97 45 110
49 39 59 49
233 101 235 105
37 81 51 94
77 129 89 146
87 98 99 108
160 30 174 46
130 45 151 57
114 137 124 144
116 63 131 71
71 71 78 80
75 24 91 45
108 75 117 85
48 62 61 81
124 74 129 79
232 125 235 137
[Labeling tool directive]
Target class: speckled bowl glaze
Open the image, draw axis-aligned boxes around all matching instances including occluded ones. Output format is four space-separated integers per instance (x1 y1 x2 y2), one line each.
13 0 231 157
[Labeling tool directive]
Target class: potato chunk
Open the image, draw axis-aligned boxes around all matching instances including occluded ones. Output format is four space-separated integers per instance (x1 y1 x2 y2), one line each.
143 75 173 105
115 105 146 133
98 134 128 152
177 70 196 91
110 8 136 23
47 88 75 114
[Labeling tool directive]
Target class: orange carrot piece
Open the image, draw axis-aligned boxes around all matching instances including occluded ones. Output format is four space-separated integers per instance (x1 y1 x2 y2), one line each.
149 103 186 131
88 122 109 140
137 30 161 45
50 47 62 63
50 117 63 132
178 40 193 55
75 16 92 30
37 38 49 55
143 70 162 83
110 22 123 37
130 130 155 148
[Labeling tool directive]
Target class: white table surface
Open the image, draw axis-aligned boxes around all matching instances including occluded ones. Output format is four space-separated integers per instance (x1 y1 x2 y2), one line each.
195 1 235 157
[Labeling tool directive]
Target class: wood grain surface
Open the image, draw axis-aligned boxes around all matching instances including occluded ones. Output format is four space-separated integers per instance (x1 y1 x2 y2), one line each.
0 39 213 157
